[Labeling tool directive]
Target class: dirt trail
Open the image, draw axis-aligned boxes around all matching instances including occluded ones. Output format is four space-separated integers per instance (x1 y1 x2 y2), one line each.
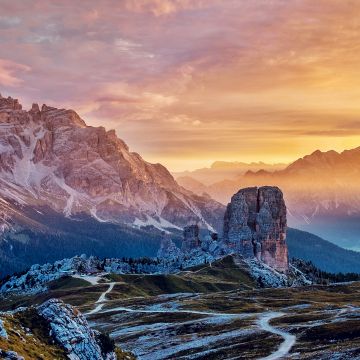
258 312 296 360
87 290 296 359
86 282 115 315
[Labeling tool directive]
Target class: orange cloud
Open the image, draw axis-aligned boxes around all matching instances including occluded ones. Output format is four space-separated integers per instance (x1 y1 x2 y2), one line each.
123 0 214 16
2 0 360 171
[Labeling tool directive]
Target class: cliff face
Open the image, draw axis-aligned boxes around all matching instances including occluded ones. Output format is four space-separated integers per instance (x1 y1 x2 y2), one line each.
223 186 288 272
0 94 224 233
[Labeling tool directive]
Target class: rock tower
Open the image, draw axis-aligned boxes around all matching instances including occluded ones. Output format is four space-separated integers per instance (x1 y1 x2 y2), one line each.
223 186 288 272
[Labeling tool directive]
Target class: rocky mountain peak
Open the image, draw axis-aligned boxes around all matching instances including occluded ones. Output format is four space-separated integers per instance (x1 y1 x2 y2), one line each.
223 186 288 272
157 233 181 260
0 94 22 111
31 103 40 112
0 94 224 235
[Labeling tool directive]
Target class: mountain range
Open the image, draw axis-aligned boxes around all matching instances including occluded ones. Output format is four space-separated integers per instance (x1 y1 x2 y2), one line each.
0 94 359 360
174 161 286 186
0 93 359 277
287 228 360 273
0 94 225 275
176 148 360 251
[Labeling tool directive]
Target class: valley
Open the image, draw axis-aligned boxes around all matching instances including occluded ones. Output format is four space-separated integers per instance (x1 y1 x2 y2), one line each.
0 178 359 359
1 257 360 359
59 273 360 360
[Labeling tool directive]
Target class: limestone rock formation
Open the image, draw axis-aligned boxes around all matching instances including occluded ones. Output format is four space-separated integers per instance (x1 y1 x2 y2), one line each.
181 225 201 252
0 255 105 295
200 232 220 253
0 319 8 339
223 186 288 272
37 299 116 360
0 94 224 232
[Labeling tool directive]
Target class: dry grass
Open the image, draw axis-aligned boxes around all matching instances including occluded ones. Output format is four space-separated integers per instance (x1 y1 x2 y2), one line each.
0 309 67 359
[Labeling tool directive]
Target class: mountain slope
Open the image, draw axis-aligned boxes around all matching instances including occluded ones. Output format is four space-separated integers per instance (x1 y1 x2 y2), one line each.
0 94 224 234
0 94 226 275
0 201 171 276
174 161 287 185
287 228 360 274
3 265 359 360
178 147 360 250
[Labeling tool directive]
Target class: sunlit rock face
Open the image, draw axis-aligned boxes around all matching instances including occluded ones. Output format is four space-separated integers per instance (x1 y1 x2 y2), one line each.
0 94 224 232
223 186 288 272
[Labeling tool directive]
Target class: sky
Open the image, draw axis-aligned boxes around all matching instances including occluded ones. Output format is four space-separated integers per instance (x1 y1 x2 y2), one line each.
1 0 360 171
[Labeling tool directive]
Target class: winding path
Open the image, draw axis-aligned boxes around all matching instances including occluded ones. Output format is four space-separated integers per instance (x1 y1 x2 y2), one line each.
97 304 252 318
86 282 115 315
87 287 296 359
258 312 296 360
102 306 296 359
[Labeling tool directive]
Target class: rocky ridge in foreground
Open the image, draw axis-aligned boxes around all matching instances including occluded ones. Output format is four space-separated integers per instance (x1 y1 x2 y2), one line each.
37 299 116 360
0 298 133 359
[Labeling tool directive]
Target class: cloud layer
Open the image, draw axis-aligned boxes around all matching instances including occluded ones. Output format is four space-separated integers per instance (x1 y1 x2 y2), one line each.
1 0 360 170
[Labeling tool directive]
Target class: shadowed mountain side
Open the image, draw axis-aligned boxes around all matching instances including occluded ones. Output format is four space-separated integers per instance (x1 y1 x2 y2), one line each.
0 203 175 276
287 228 360 273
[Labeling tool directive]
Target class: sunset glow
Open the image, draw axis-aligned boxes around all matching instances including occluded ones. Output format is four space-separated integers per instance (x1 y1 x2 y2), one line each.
1 0 360 170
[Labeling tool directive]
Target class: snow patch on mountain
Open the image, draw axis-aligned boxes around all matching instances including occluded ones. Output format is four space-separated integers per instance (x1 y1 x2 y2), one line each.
133 215 181 232
0 94 224 233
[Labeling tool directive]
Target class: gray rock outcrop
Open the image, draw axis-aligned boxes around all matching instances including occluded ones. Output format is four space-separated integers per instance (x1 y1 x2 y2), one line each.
223 186 288 272
0 350 24 360
181 225 201 252
37 299 116 360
